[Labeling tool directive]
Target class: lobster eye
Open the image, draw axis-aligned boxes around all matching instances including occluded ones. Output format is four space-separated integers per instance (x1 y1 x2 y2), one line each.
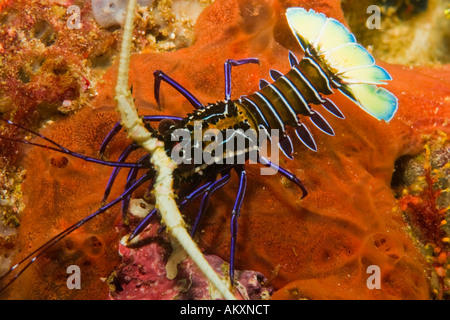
158 119 176 136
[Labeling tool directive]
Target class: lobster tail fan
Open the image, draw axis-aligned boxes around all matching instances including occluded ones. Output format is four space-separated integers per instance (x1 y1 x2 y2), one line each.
338 65 392 85
322 43 375 71
339 83 398 122
286 8 398 123
285 8 330 52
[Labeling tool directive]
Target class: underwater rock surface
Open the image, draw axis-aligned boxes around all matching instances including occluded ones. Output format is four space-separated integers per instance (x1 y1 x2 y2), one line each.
109 220 272 300
0 0 449 300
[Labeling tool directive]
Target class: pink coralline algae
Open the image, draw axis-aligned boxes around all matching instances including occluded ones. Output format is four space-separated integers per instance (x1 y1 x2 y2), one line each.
109 221 272 300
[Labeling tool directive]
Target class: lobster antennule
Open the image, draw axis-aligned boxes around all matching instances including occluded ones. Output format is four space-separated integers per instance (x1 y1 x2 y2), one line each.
0 118 150 169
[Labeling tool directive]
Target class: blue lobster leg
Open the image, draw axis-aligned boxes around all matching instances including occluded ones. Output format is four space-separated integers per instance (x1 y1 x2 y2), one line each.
121 154 152 221
177 181 214 209
224 58 260 101
153 70 203 110
258 155 308 199
101 143 140 204
229 165 247 284
99 121 123 158
190 172 232 237
127 180 215 242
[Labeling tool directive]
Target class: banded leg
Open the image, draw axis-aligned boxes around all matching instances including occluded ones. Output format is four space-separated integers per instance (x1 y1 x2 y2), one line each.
190 172 232 237
230 165 247 284
224 58 260 101
101 143 140 204
128 180 215 242
177 181 214 209
258 155 308 199
153 70 203 110
99 115 183 206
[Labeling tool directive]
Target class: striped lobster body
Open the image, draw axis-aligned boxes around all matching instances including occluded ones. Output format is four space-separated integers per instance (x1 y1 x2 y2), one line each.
239 55 340 155
170 54 341 180
0 8 399 292
245 56 334 127
156 6 399 282
167 8 399 176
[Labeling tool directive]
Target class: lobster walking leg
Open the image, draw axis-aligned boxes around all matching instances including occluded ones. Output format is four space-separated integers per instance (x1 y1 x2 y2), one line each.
258 154 308 199
122 154 152 221
224 58 260 101
101 143 139 204
230 165 247 284
128 180 215 242
190 172 232 237
153 70 203 110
